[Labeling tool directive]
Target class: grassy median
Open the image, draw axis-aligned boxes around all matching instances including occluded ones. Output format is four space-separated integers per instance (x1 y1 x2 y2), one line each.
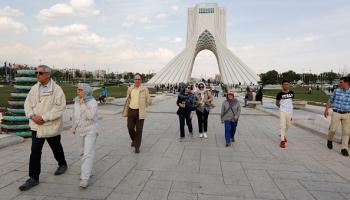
263 86 329 103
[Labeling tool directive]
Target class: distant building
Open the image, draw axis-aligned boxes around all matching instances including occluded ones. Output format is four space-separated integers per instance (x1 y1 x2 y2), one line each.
62 68 76 78
93 69 106 80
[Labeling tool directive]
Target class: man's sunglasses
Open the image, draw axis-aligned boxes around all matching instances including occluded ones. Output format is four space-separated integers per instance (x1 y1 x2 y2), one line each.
36 71 48 75
198 86 204 88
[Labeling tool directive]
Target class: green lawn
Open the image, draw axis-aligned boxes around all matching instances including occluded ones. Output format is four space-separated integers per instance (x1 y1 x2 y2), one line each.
1 84 157 107
263 86 329 103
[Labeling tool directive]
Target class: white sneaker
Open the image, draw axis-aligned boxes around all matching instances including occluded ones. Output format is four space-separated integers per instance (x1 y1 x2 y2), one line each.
199 133 203 138
203 133 208 139
79 179 89 188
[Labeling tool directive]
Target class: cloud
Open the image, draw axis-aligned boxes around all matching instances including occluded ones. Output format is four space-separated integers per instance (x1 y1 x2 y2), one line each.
37 0 100 20
122 14 153 27
155 13 166 19
43 24 88 36
303 35 322 43
139 17 151 23
3 29 175 72
171 5 179 11
172 37 182 43
0 6 23 17
159 36 182 43
240 45 255 51
0 17 27 33
0 43 39 64
122 21 134 27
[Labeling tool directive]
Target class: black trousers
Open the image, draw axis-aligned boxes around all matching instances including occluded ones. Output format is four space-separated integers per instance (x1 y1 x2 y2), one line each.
29 131 67 181
196 109 209 133
127 109 144 150
179 112 192 138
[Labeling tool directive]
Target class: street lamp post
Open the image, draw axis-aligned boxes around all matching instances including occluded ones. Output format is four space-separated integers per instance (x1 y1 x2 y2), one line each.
4 62 8 83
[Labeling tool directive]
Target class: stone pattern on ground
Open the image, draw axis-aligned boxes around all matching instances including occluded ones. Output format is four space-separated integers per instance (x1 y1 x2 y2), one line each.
1 96 350 200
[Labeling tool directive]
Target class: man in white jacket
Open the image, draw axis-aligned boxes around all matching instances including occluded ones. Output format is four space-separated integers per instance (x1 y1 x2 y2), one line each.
19 65 68 191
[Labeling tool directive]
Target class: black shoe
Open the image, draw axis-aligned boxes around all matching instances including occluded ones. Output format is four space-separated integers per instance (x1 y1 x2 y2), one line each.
231 138 235 143
327 140 333 149
225 143 231 147
341 149 349 157
131 141 135 147
19 178 39 191
135 148 140 154
54 165 67 176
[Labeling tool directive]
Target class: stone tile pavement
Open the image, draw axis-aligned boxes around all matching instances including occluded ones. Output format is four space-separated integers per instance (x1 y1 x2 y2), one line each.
1 96 350 200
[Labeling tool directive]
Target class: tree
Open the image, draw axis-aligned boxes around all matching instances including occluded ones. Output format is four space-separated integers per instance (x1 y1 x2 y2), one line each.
260 70 279 85
109 72 115 80
321 71 338 84
75 70 82 78
52 70 64 81
281 70 300 83
302 73 317 84
86 72 93 79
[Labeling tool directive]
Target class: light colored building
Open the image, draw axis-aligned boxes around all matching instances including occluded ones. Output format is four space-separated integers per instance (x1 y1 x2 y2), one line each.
62 68 76 78
148 3 259 85
93 69 106 80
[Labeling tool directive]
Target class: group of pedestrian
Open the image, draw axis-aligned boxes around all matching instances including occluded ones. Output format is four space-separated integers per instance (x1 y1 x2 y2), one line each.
176 82 241 147
275 77 350 156
20 66 150 191
176 82 214 140
17 64 350 193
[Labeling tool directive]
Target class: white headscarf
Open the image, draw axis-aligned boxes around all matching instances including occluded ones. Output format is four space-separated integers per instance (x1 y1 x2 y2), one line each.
197 82 207 105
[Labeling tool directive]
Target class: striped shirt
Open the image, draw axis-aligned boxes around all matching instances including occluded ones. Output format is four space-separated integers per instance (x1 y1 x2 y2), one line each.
329 88 350 112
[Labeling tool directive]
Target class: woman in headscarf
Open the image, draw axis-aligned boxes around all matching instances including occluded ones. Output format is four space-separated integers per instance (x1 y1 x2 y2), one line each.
72 83 98 188
176 83 195 140
194 82 213 138
221 90 241 146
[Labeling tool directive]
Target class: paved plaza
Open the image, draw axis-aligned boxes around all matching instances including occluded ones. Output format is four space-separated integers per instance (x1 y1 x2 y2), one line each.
1 96 350 200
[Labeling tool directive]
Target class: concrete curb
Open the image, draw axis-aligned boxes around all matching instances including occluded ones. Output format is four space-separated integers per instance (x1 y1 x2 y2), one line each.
0 134 24 149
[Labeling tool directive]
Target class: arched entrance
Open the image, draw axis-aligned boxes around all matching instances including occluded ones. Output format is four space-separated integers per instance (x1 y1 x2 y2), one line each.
147 3 259 85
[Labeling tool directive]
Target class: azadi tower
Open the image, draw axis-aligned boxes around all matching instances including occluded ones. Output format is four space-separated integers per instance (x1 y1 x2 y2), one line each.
147 3 260 85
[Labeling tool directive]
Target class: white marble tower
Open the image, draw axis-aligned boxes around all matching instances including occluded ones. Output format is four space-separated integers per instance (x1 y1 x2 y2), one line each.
148 3 259 85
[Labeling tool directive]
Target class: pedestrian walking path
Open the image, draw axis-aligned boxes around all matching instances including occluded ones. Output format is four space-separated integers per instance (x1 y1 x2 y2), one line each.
1 96 350 200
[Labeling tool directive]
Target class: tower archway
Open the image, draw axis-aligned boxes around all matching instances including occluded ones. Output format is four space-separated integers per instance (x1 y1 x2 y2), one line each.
148 3 259 85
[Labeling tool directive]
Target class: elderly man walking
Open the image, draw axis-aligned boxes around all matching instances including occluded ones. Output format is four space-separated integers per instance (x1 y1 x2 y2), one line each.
19 65 68 191
123 73 151 153
325 77 350 156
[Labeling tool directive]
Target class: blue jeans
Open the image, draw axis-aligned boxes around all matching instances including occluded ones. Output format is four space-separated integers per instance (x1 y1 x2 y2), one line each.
224 121 238 144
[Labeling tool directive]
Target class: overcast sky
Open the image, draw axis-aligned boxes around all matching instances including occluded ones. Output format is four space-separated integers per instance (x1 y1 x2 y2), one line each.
1 0 349 78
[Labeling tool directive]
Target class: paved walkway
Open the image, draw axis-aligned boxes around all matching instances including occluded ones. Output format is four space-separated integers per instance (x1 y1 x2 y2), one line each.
1 96 350 200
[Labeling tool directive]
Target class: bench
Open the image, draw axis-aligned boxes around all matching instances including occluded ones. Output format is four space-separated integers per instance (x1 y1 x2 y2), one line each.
247 101 261 108
293 101 307 109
